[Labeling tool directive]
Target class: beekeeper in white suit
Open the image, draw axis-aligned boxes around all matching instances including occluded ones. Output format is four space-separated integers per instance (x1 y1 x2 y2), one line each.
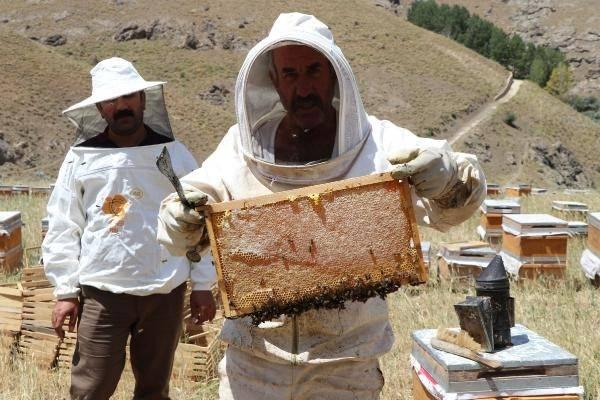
43 57 216 400
158 13 486 399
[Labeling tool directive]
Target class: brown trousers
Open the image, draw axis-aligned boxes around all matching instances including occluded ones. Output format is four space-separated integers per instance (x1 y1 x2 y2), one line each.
70 284 185 400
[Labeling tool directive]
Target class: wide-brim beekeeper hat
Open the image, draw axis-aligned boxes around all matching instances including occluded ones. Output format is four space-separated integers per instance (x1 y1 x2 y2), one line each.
63 57 173 144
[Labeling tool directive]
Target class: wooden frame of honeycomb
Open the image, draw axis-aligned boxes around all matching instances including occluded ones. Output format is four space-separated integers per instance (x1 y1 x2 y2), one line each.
201 173 426 323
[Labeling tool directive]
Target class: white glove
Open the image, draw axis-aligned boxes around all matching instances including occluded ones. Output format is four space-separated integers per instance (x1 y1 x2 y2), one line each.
157 188 208 256
388 146 458 200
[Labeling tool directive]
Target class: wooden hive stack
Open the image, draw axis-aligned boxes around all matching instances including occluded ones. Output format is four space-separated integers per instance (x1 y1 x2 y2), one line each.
551 201 588 222
477 199 520 248
0 211 23 273
505 184 531 197
436 241 496 281
0 282 23 341
201 173 426 324
172 327 224 382
18 266 62 368
411 325 582 399
500 214 569 279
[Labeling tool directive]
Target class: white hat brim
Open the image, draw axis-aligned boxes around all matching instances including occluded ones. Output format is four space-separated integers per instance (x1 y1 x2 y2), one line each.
62 80 165 114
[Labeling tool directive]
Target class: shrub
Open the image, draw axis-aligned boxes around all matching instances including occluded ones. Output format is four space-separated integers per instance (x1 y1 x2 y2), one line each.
503 111 517 128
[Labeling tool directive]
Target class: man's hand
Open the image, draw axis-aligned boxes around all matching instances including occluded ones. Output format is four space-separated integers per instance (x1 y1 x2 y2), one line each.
389 146 458 200
190 290 217 325
157 189 208 255
52 298 79 340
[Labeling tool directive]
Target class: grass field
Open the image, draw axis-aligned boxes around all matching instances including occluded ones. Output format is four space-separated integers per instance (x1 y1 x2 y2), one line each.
1 189 599 399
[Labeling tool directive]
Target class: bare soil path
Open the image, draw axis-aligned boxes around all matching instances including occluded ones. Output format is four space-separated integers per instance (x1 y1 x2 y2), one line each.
449 78 523 146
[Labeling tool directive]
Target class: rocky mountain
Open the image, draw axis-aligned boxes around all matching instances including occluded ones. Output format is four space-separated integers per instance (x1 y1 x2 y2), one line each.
386 0 600 96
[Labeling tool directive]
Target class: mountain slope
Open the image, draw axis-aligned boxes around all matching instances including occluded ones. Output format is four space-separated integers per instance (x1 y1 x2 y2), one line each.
0 0 596 188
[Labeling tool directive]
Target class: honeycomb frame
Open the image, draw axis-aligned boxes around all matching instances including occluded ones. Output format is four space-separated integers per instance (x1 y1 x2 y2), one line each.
201 173 426 323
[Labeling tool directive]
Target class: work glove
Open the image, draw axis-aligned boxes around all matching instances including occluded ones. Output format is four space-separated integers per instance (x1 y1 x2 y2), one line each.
157 188 209 256
388 146 458 201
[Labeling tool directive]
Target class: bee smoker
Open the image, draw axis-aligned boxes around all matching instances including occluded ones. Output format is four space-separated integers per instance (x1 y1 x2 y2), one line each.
475 255 515 349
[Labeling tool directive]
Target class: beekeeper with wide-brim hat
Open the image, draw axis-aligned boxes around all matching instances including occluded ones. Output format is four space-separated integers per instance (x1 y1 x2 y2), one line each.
43 57 216 399
158 12 486 399
62 57 172 144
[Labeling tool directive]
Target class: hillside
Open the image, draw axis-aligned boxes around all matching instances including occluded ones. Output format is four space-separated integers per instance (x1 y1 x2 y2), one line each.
386 0 600 97
0 0 597 188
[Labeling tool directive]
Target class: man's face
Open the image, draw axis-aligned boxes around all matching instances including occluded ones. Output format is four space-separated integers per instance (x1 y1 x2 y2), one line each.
271 45 336 131
96 91 145 136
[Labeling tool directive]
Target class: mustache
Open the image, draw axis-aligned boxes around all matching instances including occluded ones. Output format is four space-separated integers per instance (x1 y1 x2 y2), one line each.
113 109 135 120
292 94 323 111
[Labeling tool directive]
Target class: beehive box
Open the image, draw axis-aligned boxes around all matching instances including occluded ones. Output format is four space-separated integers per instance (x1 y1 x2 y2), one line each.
588 212 600 256
478 200 521 245
502 233 568 261
0 211 23 273
552 201 588 213
0 283 23 336
502 214 569 262
411 325 581 398
486 183 501 196
421 241 431 272
11 185 29 196
567 221 588 237
30 187 51 197
41 217 49 242
202 173 425 322
552 201 588 222
437 241 496 280
0 185 12 196
505 184 531 197
517 263 566 280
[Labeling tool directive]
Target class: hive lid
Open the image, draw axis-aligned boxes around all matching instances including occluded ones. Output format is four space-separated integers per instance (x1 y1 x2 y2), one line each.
480 199 521 214
589 212 600 229
552 200 588 212
502 214 569 236
411 324 579 394
0 212 22 231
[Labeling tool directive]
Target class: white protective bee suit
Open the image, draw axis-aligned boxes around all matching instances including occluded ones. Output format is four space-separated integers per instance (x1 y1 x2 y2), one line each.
159 13 486 400
43 60 215 301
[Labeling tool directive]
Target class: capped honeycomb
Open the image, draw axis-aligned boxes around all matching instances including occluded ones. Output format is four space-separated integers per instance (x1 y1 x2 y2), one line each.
203 173 426 324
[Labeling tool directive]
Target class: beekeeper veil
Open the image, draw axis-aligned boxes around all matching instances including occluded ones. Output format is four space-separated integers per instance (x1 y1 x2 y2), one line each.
62 57 173 145
236 13 371 185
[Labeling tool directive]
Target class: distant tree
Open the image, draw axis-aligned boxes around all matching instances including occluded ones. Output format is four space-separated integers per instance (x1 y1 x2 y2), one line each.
458 15 493 57
488 27 511 66
545 63 572 97
407 0 441 32
508 35 528 78
445 5 470 40
528 56 549 86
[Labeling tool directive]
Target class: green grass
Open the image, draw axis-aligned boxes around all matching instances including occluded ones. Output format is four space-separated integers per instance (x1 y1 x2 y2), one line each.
1 189 599 398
